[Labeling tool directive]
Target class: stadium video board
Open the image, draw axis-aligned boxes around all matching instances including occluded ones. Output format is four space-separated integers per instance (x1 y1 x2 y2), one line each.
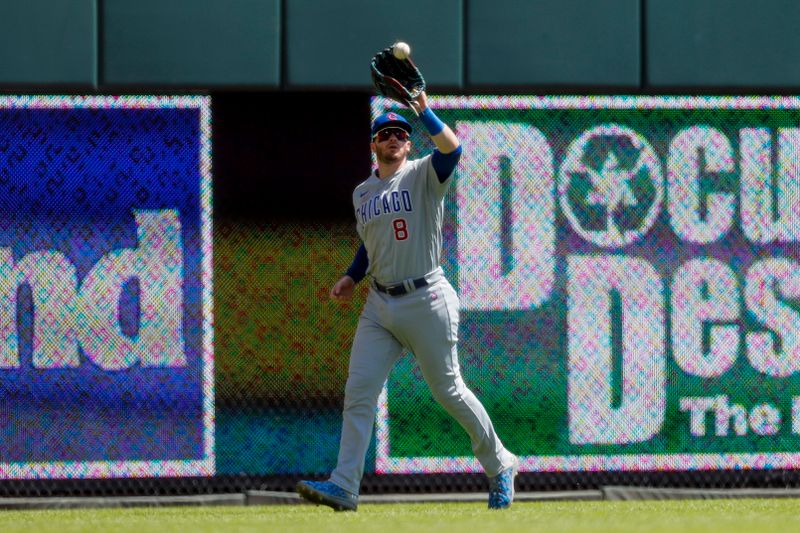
373 96 800 474
0 96 213 479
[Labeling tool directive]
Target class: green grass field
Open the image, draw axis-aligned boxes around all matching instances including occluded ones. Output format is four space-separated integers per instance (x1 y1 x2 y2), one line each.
0 499 798 533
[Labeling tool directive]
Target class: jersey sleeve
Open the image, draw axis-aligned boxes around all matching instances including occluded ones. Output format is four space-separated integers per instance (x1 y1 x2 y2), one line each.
353 185 365 240
425 152 456 199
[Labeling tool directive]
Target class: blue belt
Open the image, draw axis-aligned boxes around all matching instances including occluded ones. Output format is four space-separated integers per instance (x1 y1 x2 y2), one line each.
374 277 429 296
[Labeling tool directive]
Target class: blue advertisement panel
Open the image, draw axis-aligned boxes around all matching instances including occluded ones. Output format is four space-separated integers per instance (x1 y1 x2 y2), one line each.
0 96 213 478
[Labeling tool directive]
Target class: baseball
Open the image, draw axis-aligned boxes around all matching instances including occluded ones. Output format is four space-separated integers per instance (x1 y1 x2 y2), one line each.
393 42 411 60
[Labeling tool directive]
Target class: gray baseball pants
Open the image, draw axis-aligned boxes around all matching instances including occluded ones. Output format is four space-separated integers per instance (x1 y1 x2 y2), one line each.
329 271 515 495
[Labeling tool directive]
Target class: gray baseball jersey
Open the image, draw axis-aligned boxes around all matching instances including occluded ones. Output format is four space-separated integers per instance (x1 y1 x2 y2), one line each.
352 154 450 285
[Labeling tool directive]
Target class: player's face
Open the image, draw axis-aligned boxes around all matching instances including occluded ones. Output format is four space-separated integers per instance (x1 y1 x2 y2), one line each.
371 128 411 164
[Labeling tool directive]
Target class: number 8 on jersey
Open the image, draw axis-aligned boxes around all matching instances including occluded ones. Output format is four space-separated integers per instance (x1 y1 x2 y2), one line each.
393 218 408 241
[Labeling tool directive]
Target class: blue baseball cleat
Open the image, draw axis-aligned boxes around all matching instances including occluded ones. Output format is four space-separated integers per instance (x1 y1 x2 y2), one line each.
488 456 519 509
296 480 358 511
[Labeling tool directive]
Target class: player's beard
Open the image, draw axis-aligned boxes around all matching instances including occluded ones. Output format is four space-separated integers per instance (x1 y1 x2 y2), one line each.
375 143 408 165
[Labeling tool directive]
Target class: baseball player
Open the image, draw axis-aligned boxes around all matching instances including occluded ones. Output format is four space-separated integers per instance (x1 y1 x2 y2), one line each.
296 91 518 511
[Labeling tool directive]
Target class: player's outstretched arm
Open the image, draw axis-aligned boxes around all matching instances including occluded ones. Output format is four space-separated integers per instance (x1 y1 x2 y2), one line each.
412 91 459 154
412 91 462 183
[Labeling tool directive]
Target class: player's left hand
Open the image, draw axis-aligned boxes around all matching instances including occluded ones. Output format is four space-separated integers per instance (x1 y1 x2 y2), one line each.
330 275 356 302
409 91 428 115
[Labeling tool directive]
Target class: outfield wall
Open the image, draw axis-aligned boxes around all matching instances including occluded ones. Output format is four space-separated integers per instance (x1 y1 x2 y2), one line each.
3 0 800 92
1 94 800 494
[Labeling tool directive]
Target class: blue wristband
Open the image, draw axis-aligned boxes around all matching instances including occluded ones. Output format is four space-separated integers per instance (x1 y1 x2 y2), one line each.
420 107 445 136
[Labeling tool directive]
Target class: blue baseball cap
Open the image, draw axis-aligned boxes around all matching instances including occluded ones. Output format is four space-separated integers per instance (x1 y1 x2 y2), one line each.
371 112 413 137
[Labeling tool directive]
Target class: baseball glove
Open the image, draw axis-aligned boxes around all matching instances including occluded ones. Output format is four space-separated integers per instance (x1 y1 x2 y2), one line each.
370 48 426 108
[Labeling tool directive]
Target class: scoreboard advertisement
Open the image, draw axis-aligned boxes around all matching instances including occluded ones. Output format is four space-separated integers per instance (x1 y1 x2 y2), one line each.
3 94 800 481
0 96 213 479
374 96 800 474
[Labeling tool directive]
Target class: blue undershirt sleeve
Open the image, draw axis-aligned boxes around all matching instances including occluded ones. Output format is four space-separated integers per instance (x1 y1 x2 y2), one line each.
431 145 463 183
345 243 368 283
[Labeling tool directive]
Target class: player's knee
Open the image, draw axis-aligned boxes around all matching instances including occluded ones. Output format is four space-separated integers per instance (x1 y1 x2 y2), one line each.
429 381 463 406
344 376 380 409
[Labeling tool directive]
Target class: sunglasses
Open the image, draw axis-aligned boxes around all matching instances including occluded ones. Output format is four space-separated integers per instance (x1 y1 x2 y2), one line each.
373 128 409 142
